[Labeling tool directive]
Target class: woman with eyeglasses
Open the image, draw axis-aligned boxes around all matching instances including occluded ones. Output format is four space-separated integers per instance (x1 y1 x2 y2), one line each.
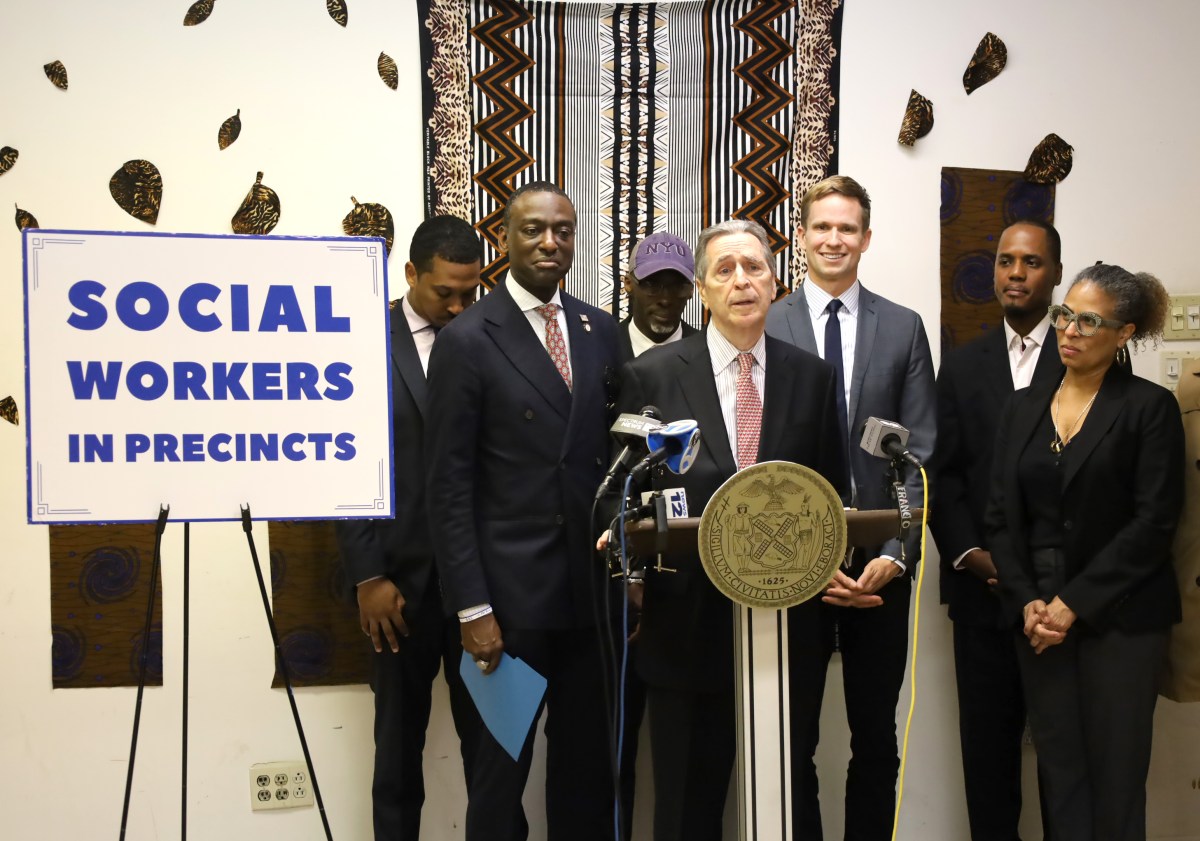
985 263 1184 841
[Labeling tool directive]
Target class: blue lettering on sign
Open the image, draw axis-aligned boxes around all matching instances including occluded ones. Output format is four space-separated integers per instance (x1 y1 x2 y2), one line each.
67 361 122 399
115 282 170 332
66 280 108 330
178 283 222 332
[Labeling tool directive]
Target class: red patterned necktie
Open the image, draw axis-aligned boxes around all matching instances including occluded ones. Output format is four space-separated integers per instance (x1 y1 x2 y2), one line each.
736 352 761 470
536 303 572 392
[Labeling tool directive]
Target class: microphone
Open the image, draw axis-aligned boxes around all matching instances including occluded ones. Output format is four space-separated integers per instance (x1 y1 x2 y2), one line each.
630 420 701 482
598 405 663 497
860 417 922 468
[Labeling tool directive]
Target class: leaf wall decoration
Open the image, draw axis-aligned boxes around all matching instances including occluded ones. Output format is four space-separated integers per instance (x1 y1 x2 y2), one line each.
0 147 17 176
231 171 281 235
14 204 39 231
326 0 348 27
0 396 18 426
218 109 241 150
898 89 934 147
1024 134 1074 184
44 60 68 91
184 0 217 26
109 159 163 225
342 196 395 254
963 32 1007 95
377 52 398 90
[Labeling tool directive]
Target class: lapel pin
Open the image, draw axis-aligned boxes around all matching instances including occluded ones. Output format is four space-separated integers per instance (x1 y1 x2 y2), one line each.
580 313 591 332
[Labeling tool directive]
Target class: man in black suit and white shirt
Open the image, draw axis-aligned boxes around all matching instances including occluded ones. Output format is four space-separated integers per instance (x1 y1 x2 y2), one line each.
931 219 1063 841
336 216 483 840
426 181 620 841
614 219 848 841
617 231 699 365
765 175 936 841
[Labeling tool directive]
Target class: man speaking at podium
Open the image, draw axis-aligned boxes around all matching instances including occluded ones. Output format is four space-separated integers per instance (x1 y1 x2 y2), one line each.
614 219 847 841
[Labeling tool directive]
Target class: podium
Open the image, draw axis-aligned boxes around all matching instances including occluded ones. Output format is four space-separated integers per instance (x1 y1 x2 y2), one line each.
624 505 921 840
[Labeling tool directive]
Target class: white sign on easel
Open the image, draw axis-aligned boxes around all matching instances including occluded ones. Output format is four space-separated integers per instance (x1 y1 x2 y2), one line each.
23 229 393 524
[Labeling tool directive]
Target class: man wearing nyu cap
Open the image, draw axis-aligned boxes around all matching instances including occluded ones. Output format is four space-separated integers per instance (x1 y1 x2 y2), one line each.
618 231 699 364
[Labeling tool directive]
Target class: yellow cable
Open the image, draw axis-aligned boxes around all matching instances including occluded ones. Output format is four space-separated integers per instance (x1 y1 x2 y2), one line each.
891 465 930 841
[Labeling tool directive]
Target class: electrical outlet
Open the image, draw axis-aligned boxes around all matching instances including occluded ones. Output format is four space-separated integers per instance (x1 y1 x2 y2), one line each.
1164 294 1200 341
1160 350 1200 392
249 761 314 811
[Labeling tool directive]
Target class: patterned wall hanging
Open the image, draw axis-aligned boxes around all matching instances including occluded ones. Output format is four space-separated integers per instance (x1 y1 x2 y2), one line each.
939 166 1055 353
417 0 843 323
49 525 163 688
267 521 371 687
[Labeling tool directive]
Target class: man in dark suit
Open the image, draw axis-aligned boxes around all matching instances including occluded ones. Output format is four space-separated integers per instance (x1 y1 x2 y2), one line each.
336 216 483 840
617 231 699 365
426 181 620 841
931 219 1063 841
765 175 936 841
615 219 848 841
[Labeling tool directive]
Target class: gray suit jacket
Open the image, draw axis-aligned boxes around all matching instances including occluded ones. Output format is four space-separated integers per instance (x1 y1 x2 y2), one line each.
765 281 936 563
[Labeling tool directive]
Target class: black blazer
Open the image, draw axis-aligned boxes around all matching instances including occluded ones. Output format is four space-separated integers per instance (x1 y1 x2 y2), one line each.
336 305 438 605
617 317 699 365
426 280 619 631
985 364 1184 633
931 326 1063 625
616 332 848 691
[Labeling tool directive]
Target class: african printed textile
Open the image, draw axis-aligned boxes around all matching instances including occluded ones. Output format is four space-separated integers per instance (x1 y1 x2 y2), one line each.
418 0 843 324
939 167 1055 352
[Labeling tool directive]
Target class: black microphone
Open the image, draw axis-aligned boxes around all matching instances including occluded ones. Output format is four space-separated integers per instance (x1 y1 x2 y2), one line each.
597 405 663 497
860 417 922 468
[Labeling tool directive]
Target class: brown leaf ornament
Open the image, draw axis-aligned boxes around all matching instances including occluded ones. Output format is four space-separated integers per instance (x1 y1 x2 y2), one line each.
218 109 241 150
898 89 934 146
1024 133 1074 184
326 0 348 27
378 52 398 90
109 159 163 224
44 60 68 91
0 147 17 176
963 32 1007 94
15 203 39 231
232 171 281 235
342 196 395 254
0 396 18 426
184 0 216 26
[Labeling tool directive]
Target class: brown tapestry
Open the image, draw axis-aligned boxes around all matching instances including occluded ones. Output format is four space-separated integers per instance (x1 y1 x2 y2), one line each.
49 525 163 688
267 521 371 687
939 166 1055 353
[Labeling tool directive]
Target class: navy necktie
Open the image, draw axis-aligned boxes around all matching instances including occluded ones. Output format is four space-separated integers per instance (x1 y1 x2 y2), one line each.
824 299 849 464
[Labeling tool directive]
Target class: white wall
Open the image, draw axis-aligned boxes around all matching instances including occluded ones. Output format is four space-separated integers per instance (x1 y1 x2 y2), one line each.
2 1 1198 839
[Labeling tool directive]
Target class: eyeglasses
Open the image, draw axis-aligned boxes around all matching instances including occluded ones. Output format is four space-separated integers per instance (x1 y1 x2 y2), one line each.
636 277 695 299
1047 304 1126 337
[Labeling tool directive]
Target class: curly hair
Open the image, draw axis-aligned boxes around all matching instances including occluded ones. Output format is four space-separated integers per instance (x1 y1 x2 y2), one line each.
1071 263 1170 348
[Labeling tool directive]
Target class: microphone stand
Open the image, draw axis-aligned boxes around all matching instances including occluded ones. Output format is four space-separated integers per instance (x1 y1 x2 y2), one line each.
886 457 913 565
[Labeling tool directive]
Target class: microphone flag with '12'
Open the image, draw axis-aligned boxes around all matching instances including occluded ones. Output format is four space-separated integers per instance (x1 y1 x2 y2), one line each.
597 405 662 498
859 416 923 468
629 419 701 482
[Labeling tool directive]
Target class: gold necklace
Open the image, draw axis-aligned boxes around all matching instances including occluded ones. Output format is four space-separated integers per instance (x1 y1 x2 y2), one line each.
1050 375 1099 455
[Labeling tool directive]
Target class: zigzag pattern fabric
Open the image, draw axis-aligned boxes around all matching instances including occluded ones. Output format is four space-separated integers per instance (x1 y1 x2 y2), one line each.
417 0 842 320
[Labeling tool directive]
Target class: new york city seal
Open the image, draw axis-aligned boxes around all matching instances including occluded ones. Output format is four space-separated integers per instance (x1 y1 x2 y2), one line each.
697 460 846 609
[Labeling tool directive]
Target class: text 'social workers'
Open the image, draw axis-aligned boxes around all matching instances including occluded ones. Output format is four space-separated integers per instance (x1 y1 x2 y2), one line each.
63 279 358 464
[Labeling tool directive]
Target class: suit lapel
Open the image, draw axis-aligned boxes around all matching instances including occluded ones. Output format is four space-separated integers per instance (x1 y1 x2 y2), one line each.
848 287 878 431
1009 377 1057 473
561 293 600 449
1030 330 1065 390
979 327 1013 402
677 339 738 478
1061 370 1127 489
783 285 819 354
484 281 572 420
759 340 792 462
390 305 427 417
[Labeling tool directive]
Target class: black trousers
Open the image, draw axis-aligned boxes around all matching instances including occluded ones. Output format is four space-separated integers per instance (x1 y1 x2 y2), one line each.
463 626 616 841
788 574 911 841
369 582 479 841
645 683 736 841
1015 625 1166 841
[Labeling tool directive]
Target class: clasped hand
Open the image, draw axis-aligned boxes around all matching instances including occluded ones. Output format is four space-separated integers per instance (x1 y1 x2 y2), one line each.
821 557 900 608
1022 597 1076 654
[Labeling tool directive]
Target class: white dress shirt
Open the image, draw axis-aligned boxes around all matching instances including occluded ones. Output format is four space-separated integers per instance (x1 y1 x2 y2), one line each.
629 320 684 358
801 277 860 434
508 279 572 382
401 295 437 375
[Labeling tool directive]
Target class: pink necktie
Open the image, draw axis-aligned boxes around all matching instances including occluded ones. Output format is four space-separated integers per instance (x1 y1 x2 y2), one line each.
736 352 761 470
536 303 572 392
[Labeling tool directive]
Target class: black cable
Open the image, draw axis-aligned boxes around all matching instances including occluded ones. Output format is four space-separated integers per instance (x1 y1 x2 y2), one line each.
588 492 625 841
181 520 190 840
119 504 169 840
240 506 334 841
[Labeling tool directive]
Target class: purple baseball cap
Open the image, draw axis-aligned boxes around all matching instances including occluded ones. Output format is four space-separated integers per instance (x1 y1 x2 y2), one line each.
628 232 694 283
